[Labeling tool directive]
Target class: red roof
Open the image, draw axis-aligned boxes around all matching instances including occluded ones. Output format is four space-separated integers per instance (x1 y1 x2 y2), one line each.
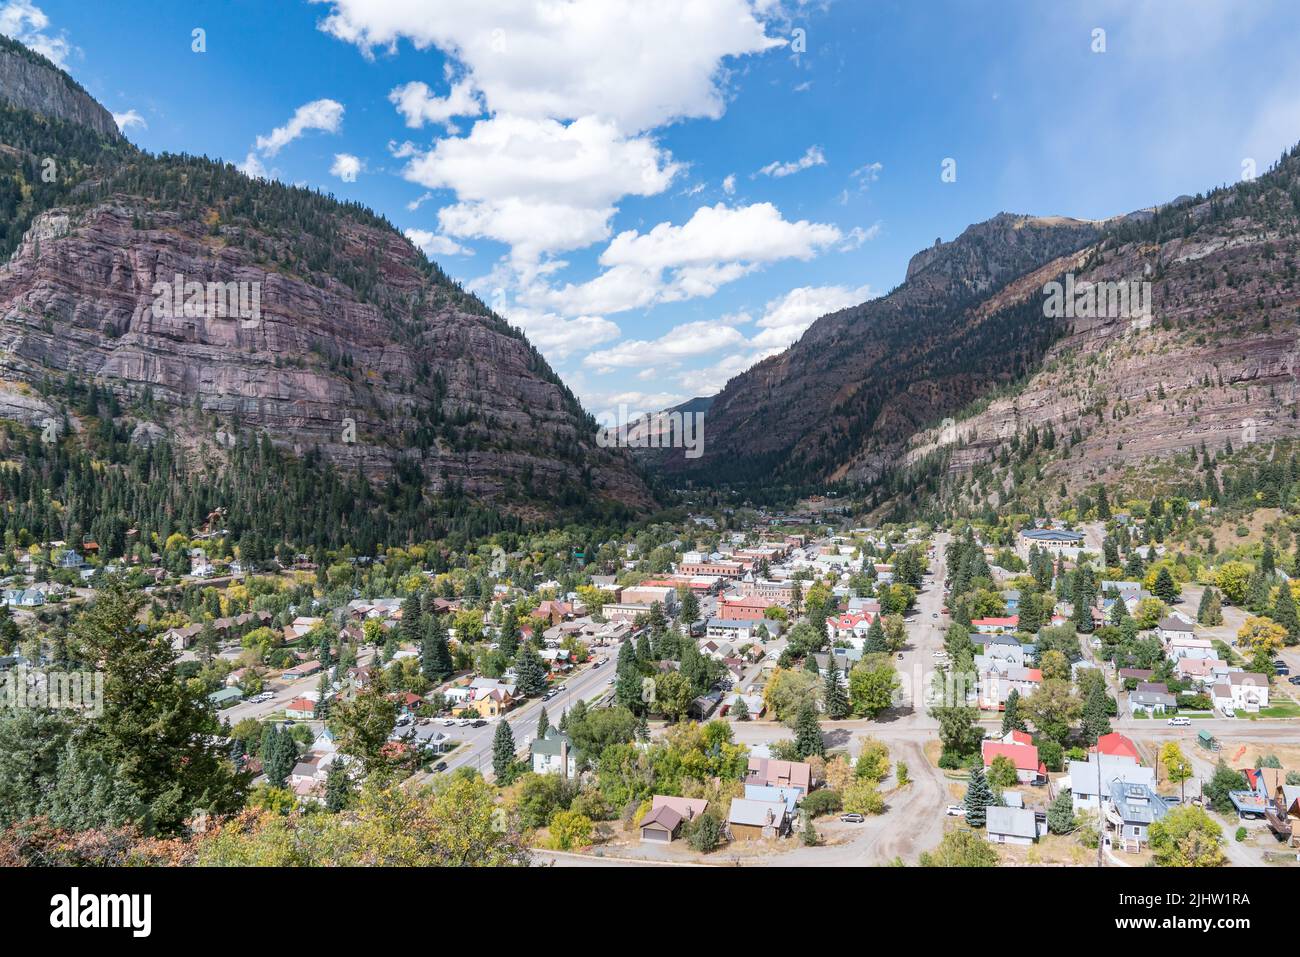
972 616 1019 627
1005 729 1033 746
982 740 1040 773
1093 732 1140 761
286 697 316 713
825 611 874 630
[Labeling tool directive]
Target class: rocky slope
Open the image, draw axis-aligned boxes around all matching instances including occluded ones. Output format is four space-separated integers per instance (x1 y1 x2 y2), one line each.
898 156 1300 516
0 39 652 517
0 35 120 139
648 213 1104 485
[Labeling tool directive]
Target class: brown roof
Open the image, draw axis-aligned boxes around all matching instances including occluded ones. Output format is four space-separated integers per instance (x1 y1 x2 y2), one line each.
640 805 683 832
747 757 812 790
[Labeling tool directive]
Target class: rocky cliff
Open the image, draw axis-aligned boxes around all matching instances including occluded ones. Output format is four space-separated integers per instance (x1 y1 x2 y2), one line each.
0 34 121 139
0 39 652 518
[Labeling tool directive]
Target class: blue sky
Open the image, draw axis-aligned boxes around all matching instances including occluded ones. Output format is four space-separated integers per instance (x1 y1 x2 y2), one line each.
7 0 1300 418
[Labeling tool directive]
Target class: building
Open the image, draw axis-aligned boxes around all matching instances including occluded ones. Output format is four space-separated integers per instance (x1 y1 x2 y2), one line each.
1128 682 1177 716
208 687 242 709
639 796 708 844
727 798 789 841
1017 527 1085 559
971 616 1019 635
986 806 1041 846
678 559 744 579
1092 733 1140 762
531 727 577 776
1067 754 1154 812
746 757 812 795
982 739 1046 784
601 602 652 623
717 595 774 622
619 585 678 611
285 697 317 719
1212 672 1270 713
1107 780 1172 852
705 618 753 643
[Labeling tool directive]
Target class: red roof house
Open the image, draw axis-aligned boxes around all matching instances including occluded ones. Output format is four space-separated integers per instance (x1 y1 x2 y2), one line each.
981 740 1046 783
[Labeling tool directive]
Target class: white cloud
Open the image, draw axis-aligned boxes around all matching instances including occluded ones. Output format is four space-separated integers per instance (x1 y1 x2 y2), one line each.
584 320 748 372
850 161 882 184
313 0 783 132
0 1 69 67
504 308 621 361
112 109 146 132
533 202 843 318
749 283 871 349
404 227 473 258
330 152 363 182
254 98 345 157
237 152 269 179
756 144 826 178
399 114 678 264
388 79 481 128
838 222 881 251
722 173 737 195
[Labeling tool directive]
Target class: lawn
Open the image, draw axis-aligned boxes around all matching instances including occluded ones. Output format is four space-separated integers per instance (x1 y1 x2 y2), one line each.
1251 701 1300 719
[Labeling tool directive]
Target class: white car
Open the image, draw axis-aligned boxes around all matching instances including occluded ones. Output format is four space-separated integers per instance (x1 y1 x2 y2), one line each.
1221 706 1236 719
945 805 965 817
253 692 274 703
1167 716 1191 727
932 651 948 659
442 719 456 726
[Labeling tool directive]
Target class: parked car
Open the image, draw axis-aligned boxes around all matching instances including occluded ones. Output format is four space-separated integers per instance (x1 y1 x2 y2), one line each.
1221 706 1236 718
472 719 487 727
442 718 456 726
1168 716 1191 727
945 805 965 817
433 761 447 772
839 813 865 823
1289 675 1300 686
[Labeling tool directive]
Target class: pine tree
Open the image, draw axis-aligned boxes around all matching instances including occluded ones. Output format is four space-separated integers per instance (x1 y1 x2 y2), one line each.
1272 581 1300 642
536 706 550 741
492 720 517 783
614 639 643 714
324 761 352 812
514 643 549 698
793 701 825 758
964 764 994 828
864 615 887 654
1152 567 1179 603
1197 587 1224 626
823 657 850 720
1001 688 1026 735
1082 681 1112 742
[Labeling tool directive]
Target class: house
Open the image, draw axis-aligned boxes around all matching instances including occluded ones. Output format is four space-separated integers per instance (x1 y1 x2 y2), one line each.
1157 615 1196 646
746 757 813 795
744 783 800 814
1128 682 1176 716
1067 755 1154 812
531 727 577 776
813 648 861 680
1175 657 1228 686
986 806 1041 846
981 740 1045 784
824 611 875 645
208 687 242 709
393 724 449 753
1000 589 1021 612
640 796 708 844
1116 667 1154 685
973 634 1027 666
727 798 789 841
1265 784 1300 846
619 585 677 612
1107 780 1172 852
1092 733 1141 762
281 661 323 681
705 618 753 643
285 697 317 720
971 616 1019 635
165 623 204 651
601 602 653 622
977 661 1042 710
1223 671 1270 712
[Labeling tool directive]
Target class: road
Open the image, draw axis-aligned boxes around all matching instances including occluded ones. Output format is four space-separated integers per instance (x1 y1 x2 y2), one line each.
411 650 620 785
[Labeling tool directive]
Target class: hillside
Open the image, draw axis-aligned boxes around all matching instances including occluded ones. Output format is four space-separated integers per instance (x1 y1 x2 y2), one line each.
0 37 653 545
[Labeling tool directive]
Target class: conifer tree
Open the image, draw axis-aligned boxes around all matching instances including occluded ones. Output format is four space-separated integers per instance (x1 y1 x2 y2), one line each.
536 706 550 741
793 701 825 758
823 657 850 720
1001 688 1026 735
492 720 517 783
964 764 994 828
1197 587 1224 626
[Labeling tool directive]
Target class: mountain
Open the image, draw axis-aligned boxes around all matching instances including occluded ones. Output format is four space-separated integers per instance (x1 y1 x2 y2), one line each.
646 212 1106 486
0 36 653 541
889 148 1300 520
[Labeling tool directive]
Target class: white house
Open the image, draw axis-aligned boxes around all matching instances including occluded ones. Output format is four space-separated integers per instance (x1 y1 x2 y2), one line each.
1213 672 1270 713
531 727 577 776
986 806 1042 846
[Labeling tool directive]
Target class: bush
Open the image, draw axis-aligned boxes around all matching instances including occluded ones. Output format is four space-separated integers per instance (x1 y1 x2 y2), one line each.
801 789 843 817
684 812 724 853
546 810 593 851
1235 826 1247 842
842 780 885 815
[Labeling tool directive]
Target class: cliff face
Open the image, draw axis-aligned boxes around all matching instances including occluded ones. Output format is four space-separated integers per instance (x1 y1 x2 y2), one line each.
648 213 1104 485
901 162 1300 510
0 35 121 139
0 39 653 516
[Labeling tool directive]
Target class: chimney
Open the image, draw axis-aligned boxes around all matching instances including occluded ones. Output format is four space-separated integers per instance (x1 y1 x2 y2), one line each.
560 738 569 780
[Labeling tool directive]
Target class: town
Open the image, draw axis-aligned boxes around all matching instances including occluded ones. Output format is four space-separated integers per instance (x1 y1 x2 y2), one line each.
4 492 1298 869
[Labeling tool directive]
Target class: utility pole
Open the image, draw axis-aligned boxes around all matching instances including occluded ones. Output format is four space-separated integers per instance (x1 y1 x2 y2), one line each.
1097 752 1104 867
